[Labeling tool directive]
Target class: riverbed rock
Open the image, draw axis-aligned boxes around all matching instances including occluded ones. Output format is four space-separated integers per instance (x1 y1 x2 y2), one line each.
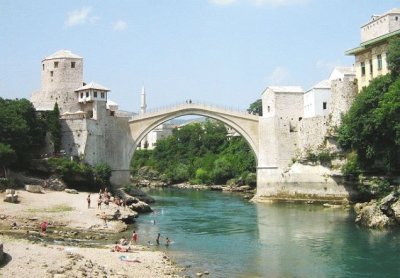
355 200 396 229
25 184 44 193
3 189 18 203
65 189 79 194
99 206 138 224
129 199 153 213
118 187 155 204
45 176 67 191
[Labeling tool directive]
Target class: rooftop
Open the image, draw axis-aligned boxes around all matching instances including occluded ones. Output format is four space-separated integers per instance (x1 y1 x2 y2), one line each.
44 50 82 60
75 82 110 92
265 86 304 94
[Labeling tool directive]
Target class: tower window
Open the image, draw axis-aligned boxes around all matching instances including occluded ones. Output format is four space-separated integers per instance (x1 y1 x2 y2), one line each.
71 61 76 68
42 64 45 71
101 92 105 98
323 102 327 110
361 62 366 76
54 61 58 68
94 91 97 98
86 92 89 98
80 92 83 98
50 71 53 77
267 106 270 113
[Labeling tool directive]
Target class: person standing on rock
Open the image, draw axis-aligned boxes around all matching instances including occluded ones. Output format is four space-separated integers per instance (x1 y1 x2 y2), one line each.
87 194 91 209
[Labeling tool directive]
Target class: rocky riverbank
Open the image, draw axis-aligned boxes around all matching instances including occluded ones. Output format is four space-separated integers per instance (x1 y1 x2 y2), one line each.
0 190 183 277
354 191 400 229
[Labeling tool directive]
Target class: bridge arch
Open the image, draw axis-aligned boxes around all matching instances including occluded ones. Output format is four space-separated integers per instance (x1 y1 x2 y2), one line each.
128 103 260 165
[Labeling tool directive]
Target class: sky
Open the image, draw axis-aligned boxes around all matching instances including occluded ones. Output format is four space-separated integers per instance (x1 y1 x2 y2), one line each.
0 0 399 113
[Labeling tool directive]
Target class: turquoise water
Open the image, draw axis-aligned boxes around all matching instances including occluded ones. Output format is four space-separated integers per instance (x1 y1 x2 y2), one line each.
133 188 400 277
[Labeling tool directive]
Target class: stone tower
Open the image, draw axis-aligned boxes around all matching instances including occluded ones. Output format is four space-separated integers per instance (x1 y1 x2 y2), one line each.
31 50 83 113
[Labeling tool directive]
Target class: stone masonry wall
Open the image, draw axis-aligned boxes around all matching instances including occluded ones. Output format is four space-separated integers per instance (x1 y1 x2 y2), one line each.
328 78 358 129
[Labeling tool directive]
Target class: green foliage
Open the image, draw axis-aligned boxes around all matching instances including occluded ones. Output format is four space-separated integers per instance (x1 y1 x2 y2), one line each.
341 151 361 178
338 74 399 173
0 98 46 167
211 157 234 184
194 168 211 184
130 119 257 185
247 99 262 116
304 147 333 166
244 172 257 188
387 36 400 77
93 163 112 187
49 157 111 189
0 143 16 169
43 102 61 153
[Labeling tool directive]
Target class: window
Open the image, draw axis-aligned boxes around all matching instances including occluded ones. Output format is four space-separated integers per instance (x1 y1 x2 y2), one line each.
54 61 58 68
369 59 373 75
361 62 366 76
80 93 83 98
377 54 382 70
323 102 327 110
267 106 270 113
42 64 45 71
71 61 75 68
86 92 89 98
94 91 97 98
50 71 53 77
101 92 105 98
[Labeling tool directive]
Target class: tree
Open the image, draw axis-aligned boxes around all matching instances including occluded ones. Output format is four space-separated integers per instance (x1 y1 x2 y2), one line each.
46 102 61 153
0 98 46 167
247 99 262 116
338 74 398 173
0 143 16 178
387 36 400 77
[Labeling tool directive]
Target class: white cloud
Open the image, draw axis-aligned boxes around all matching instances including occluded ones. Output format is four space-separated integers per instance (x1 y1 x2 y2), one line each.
266 66 291 85
113 20 128 31
65 7 99 27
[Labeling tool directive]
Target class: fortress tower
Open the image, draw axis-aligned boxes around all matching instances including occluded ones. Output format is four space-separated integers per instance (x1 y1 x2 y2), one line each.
31 50 84 113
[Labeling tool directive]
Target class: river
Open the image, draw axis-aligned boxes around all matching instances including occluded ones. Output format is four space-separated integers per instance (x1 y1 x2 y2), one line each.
132 188 400 277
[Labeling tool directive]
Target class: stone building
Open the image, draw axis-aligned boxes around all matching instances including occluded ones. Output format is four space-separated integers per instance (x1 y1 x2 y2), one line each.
31 50 134 185
31 50 84 113
303 80 331 118
346 8 400 91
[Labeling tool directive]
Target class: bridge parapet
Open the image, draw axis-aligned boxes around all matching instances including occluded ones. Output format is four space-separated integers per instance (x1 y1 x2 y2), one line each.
129 101 259 122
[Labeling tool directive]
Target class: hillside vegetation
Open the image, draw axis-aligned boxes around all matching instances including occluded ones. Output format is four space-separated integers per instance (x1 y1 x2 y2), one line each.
131 119 257 186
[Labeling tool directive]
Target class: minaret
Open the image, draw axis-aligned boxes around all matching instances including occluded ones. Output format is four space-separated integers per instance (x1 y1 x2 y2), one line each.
140 85 147 114
140 85 148 149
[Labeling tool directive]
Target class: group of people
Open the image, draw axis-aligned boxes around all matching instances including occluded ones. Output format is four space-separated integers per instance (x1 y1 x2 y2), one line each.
111 230 171 253
86 188 129 210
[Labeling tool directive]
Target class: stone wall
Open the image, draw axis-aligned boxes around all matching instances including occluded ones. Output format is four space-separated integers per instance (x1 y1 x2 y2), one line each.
328 77 358 128
297 116 328 154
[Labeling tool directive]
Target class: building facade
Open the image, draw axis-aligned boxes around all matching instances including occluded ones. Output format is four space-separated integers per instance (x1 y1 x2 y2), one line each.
346 8 400 91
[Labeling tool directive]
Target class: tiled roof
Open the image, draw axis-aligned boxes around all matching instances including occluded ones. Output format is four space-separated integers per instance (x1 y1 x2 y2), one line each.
75 82 110 92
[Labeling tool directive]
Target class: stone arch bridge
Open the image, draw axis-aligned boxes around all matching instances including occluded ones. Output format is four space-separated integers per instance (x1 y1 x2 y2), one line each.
127 102 260 160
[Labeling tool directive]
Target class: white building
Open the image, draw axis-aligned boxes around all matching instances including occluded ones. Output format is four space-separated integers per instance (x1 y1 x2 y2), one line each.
303 80 331 118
